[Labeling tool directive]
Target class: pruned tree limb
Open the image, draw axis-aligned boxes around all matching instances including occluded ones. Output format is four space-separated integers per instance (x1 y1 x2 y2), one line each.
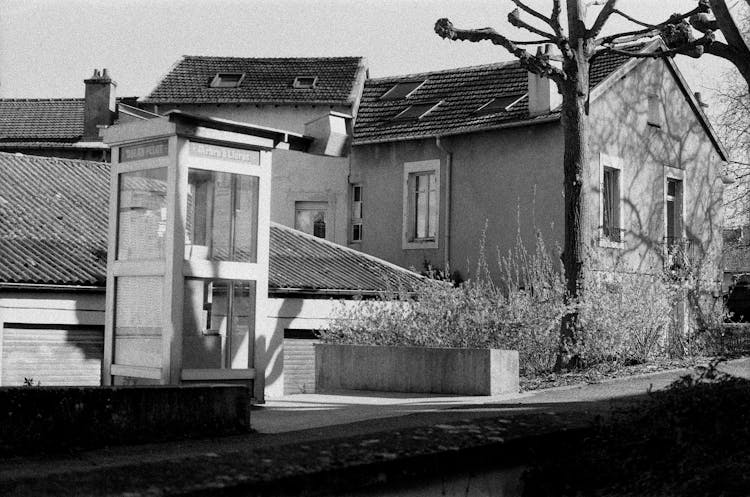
550 0 564 38
509 8 559 41
434 18 566 84
596 2 711 46
510 0 553 28
602 32 715 59
588 0 619 39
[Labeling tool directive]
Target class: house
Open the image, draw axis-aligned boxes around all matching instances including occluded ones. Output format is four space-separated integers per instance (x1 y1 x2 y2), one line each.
0 151 423 399
349 43 729 297
0 69 159 161
137 56 369 245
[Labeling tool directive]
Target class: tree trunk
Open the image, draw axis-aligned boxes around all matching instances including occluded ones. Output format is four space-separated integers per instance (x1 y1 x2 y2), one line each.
557 0 592 370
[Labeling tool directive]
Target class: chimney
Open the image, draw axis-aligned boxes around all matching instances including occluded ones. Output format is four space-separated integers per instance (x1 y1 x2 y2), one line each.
528 44 562 117
304 112 352 157
83 68 117 141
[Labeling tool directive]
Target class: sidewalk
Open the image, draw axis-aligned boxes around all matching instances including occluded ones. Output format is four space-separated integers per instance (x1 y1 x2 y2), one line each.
1 358 748 496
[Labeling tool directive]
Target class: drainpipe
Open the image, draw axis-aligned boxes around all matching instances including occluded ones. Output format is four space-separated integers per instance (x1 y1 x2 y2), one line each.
435 136 452 272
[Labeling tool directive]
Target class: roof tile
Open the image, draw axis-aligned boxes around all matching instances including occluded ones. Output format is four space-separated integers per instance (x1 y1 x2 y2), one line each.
0 152 423 293
142 56 366 106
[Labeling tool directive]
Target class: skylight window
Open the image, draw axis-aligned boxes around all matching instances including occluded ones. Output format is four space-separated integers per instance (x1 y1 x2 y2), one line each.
380 80 426 100
209 73 245 88
293 76 318 89
392 102 440 121
475 94 525 115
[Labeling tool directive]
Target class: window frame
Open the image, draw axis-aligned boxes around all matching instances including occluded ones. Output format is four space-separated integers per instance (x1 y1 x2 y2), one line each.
598 153 625 249
294 200 329 240
664 166 685 243
209 73 245 88
402 160 440 250
350 184 363 243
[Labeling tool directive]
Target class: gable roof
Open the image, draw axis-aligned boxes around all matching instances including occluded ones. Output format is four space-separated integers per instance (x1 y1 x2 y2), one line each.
0 98 150 151
0 99 85 147
141 56 367 106
352 50 635 145
0 152 423 294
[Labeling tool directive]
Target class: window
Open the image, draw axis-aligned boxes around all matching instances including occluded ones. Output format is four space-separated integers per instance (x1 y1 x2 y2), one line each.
185 169 259 262
599 153 624 247
293 76 317 89
647 94 662 127
403 160 440 249
666 177 683 245
351 184 363 242
474 94 525 115
392 102 440 121
380 80 425 100
209 73 245 88
295 201 328 239
117 168 168 260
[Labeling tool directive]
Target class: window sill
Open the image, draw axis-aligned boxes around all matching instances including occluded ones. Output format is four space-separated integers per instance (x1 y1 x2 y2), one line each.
599 238 625 249
403 238 438 250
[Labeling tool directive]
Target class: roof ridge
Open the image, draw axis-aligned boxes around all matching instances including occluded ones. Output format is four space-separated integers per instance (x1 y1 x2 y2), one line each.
0 98 84 102
181 55 364 61
368 60 522 83
0 151 108 167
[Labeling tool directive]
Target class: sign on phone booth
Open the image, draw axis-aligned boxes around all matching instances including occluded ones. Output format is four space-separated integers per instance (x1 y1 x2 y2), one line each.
103 111 309 401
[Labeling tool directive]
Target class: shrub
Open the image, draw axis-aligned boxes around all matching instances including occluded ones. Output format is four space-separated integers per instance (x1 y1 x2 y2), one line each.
321 228 567 376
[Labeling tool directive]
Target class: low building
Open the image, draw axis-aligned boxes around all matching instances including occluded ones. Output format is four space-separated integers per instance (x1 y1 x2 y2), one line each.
0 152 423 398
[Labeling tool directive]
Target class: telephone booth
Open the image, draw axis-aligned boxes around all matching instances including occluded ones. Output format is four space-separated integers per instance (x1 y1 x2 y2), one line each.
102 111 308 400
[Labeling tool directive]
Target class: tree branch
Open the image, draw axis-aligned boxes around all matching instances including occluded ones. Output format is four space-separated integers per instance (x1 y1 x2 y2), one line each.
547 0 563 37
510 0 553 28
596 2 711 46
434 18 566 84
602 32 716 59
508 8 559 41
588 0 619 39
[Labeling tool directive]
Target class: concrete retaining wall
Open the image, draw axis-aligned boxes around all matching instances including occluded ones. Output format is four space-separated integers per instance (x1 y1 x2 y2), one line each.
0 385 251 455
315 344 519 396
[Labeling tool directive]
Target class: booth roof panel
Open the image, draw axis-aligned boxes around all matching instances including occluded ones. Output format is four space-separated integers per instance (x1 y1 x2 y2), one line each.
0 152 424 293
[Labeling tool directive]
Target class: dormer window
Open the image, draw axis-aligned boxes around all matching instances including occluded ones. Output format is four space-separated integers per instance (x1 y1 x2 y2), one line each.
475 94 525 115
293 76 318 89
209 73 245 88
380 80 426 100
392 102 440 121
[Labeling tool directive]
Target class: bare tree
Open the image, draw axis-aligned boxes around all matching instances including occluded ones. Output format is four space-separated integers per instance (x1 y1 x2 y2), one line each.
435 0 745 368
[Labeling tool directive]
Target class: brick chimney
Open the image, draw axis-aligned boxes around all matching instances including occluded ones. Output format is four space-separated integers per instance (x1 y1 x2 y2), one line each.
528 45 562 117
83 68 116 141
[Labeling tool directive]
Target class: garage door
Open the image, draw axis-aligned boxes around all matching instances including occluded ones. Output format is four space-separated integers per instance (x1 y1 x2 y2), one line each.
1 324 104 386
283 329 319 395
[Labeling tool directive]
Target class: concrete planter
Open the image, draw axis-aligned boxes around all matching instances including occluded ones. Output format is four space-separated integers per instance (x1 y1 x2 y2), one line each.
315 344 519 396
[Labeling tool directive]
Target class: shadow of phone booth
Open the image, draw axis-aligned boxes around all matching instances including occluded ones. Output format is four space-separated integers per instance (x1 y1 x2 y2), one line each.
102 111 309 401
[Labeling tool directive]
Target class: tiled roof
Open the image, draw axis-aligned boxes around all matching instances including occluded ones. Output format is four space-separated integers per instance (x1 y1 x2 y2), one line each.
269 223 424 293
353 51 634 144
141 56 366 105
0 99 84 144
0 152 423 293
0 153 109 285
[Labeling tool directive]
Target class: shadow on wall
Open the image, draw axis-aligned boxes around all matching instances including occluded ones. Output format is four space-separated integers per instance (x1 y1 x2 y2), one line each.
588 57 722 278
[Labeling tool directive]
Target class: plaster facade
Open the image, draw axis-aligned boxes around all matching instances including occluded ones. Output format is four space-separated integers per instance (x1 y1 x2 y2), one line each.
350 57 726 290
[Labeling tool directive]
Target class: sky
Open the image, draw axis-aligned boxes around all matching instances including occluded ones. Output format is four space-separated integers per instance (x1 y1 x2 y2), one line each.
0 0 743 105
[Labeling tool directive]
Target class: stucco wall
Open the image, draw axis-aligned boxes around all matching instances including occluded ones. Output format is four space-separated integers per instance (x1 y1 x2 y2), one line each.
350 59 725 289
271 150 349 244
587 57 725 287
349 123 565 282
